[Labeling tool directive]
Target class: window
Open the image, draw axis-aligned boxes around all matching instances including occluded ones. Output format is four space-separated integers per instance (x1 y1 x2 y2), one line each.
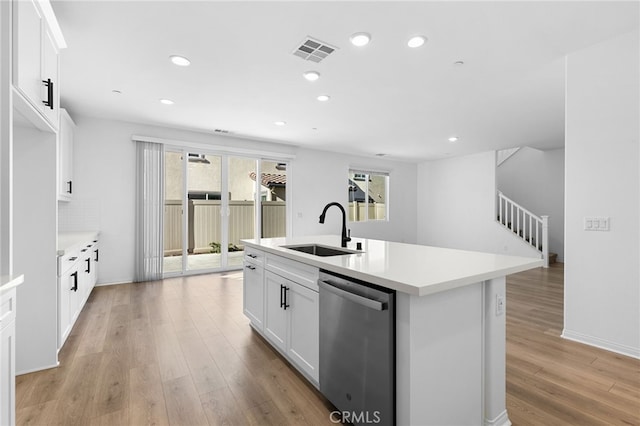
348 170 389 222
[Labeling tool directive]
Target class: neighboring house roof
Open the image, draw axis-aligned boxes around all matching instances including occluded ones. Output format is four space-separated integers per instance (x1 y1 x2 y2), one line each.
249 172 287 188
349 179 374 203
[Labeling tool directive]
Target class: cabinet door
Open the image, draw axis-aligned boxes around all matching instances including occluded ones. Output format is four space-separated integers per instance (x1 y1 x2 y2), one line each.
288 282 319 383
68 269 80 324
263 271 288 352
58 110 74 200
41 27 59 126
0 320 16 426
58 272 72 348
91 242 99 289
80 252 92 308
243 261 264 330
13 0 42 110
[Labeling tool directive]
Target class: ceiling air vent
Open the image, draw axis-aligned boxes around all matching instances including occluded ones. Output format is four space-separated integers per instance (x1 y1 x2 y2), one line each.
292 36 338 63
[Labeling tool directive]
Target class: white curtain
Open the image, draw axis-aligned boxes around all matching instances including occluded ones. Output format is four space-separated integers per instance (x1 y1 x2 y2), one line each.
134 141 164 282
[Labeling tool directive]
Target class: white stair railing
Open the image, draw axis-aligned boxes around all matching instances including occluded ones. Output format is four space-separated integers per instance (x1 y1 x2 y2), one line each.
497 191 549 268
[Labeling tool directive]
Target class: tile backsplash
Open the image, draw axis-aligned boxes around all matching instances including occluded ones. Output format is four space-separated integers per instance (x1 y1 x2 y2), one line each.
58 198 101 232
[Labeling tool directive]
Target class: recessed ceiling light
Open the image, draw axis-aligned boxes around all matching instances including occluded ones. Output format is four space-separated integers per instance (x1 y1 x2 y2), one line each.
375 153 386 157
407 36 427 48
350 32 371 47
317 95 330 102
170 55 191 66
454 60 465 66
448 136 459 143
274 121 287 126
303 71 320 81
160 99 174 105
111 89 122 94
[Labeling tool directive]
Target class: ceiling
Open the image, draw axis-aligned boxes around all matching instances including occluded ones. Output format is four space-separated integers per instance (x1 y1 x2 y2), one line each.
51 1 639 162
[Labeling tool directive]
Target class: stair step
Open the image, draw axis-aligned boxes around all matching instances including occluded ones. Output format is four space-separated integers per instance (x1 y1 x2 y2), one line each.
548 253 557 264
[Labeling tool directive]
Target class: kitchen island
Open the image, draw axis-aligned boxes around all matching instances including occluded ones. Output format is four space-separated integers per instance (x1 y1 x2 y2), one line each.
241 235 542 426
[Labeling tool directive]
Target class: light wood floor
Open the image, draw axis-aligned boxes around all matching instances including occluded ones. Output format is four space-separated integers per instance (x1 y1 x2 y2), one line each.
16 264 640 425
505 263 639 425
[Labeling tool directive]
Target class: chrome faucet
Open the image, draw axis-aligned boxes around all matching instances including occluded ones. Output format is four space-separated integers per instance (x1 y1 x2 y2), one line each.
319 202 351 248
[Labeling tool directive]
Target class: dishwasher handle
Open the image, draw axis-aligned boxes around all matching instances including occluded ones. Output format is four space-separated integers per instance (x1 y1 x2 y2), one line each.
319 280 386 311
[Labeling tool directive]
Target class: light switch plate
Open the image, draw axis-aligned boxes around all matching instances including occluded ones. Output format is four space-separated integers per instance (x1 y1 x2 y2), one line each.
584 216 610 231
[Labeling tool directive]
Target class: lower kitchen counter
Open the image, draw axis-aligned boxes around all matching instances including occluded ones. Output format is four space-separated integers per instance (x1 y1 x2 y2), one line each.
57 231 100 255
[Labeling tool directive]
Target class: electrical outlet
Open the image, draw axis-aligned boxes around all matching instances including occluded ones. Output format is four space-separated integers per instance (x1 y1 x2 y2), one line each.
496 295 505 316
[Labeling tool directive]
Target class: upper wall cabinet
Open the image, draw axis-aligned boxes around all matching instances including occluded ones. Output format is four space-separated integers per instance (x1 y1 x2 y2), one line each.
12 0 63 131
58 109 74 201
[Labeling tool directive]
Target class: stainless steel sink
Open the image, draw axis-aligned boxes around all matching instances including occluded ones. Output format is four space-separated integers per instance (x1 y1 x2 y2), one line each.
281 244 359 257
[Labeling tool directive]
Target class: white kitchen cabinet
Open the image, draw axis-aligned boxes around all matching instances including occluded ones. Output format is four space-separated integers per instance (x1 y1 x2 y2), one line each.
0 284 19 426
57 237 99 350
243 251 264 330
243 250 320 385
263 268 319 384
57 109 75 201
58 251 79 348
263 270 288 352
12 0 42 112
40 26 59 125
91 241 99 289
286 281 319 382
78 247 92 306
12 0 61 129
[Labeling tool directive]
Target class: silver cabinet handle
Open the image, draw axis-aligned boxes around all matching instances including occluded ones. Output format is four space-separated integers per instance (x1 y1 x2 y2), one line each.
247 254 257 259
245 265 256 270
319 280 386 311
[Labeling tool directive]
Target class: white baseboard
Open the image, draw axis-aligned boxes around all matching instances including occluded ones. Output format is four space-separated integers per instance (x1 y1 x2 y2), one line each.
485 410 511 426
17 361 59 376
562 329 640 359
95 280 132 287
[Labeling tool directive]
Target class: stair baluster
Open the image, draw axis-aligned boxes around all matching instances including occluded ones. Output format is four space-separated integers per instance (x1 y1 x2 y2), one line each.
496 191 550 268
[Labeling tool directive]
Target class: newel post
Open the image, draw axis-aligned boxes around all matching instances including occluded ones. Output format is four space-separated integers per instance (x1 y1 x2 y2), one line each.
541 215 549 268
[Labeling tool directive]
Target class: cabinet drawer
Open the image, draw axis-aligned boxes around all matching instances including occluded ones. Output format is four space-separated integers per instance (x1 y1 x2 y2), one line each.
265 253 319 292
58 249 80 276
244 247 264 266
0 287 17 329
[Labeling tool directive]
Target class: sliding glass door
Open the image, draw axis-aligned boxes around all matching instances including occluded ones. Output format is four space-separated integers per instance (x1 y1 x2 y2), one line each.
227 157 258 268
186 153 223 272
163 151 184 274
163 150 288 276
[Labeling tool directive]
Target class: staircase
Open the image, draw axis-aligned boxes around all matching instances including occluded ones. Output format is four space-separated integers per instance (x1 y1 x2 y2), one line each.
497 191 551 268
497 147 521 166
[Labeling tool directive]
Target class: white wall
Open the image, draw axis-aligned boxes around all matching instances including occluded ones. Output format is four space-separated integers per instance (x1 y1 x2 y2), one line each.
416 151 541 259
497 147 565 261
61 115 417 285
564 30 639 358
13 124 58 373
290 148 417 244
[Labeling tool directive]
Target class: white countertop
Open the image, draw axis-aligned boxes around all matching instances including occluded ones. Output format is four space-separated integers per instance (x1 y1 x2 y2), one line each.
58 231 100 256
0 274 24 293
242 235 543 296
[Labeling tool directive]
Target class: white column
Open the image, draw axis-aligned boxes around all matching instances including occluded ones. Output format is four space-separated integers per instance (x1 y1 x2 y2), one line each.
0 0 13 276
541 215 549 268
483 277 511 426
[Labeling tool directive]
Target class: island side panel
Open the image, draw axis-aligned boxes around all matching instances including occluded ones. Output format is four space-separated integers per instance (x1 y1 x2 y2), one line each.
396 282 483 425
483 276 510 426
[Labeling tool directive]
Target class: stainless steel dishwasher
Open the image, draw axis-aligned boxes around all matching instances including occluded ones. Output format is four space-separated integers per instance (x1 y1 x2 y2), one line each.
318 270 395 426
